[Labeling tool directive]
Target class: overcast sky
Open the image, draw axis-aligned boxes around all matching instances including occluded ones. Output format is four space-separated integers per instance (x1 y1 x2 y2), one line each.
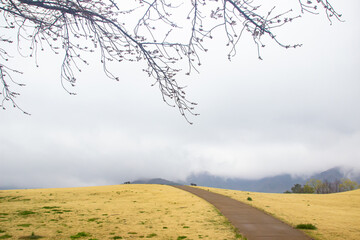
1 0 359 189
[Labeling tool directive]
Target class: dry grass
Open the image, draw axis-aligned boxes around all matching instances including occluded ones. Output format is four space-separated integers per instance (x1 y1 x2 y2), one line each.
0 184 240 240
198 187 360 240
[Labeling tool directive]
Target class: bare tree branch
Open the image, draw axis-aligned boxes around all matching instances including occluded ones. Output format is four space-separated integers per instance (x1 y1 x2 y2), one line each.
0 0 342 123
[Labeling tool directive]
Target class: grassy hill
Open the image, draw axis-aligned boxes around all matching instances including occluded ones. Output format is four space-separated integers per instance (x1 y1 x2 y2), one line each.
199 187 360 240
1 185 359 240
0 185 239 240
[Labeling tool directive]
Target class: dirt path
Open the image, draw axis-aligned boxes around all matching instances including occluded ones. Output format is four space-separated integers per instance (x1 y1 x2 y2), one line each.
174 186 312 240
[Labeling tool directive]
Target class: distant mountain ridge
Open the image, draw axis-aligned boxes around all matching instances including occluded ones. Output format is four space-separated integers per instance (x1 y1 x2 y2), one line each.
311 167 360 183
185 167 360 193
130 167 360 193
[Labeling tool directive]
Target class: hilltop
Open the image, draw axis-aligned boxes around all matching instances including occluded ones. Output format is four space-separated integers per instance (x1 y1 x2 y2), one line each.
130 178 181 185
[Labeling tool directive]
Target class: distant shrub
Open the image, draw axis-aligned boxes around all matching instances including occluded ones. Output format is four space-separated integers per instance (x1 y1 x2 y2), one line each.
296 224 317 230
247 197 252 201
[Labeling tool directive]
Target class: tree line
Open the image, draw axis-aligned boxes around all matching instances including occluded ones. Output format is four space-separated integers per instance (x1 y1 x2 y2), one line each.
286 178 359 194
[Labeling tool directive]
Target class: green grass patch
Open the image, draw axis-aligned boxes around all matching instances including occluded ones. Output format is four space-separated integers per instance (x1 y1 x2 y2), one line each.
177 236 187 240
0 230 4 234
235 232 245 239
3 196 30 202
182 226 189 228
214 208 223 216
70 232 91 239
42 206 60 209
88 218 100 222
128 232 137 234
0 213 8 216
17 224 31 227
18 211 36 216
51 209 64 214
0 234 12 239
9 196 21 201
112 237 123 239
146 233 157 238
296 223 317 230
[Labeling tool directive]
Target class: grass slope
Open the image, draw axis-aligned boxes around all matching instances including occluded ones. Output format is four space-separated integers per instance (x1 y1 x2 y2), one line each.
198 187 360 240
0 185 240 240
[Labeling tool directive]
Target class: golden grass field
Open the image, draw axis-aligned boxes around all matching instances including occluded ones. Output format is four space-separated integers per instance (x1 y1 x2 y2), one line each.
198 187 360 240
0 185 239 240
1 184 359 240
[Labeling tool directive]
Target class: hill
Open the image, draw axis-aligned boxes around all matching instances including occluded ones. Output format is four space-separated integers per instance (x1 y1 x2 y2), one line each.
0 185 238 239
131 178 181 185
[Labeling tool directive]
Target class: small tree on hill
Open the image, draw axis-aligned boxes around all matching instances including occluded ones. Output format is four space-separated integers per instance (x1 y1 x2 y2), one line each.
291 183 303 193
307 179 323 194
288 178 359 194
302 184 315 194
340 179 359 192
0 0 342 122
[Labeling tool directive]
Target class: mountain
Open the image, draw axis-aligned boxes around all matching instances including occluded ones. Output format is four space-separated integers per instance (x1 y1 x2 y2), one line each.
186 167 360 193
131 178 182 185
312 167 360 183
310 167 344 182
185 172 303 193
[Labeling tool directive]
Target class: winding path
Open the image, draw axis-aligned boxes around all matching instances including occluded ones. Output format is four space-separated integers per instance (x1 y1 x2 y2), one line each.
174 186 312 240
